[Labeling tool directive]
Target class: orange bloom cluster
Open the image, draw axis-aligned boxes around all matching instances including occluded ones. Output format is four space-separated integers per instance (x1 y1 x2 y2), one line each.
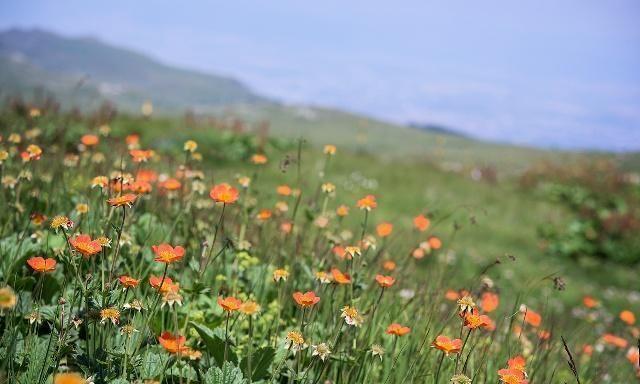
292 291 321 308
210 183 239 204
69 234 102 258
386 323 411 336
498 355 528 384
152 243 185 264
218 296 243 312
107 193 137 208
432 335 463 355
27 257 57 273
356 194 377 211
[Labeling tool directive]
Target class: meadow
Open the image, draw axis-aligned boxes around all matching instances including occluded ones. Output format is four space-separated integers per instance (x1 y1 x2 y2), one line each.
0 103 638 383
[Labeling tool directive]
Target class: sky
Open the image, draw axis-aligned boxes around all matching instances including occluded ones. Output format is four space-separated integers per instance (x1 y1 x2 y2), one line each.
1 0 640 150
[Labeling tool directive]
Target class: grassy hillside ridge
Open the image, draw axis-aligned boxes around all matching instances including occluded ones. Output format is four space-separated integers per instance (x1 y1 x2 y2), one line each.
0 28 266 109
207 103 614 174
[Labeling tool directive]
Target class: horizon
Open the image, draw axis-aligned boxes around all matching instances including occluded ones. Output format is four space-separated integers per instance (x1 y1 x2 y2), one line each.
1 1 640 151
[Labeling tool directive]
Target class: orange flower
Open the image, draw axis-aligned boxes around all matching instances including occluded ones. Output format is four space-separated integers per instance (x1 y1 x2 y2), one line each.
107 193 137 208
428 236 442 250
130 180 152 194
431 335 463 355
158 331 188 354
276 185 292 196
382 260 396 271
582 295 599 309
497 368 527 384
129 149 154 162
257 209 272 221
149 275 178 294
209 183 239 204
413 214 430 232
22 144 43 161
356 194 377 211
412 247 425 259
331 268 352 284
136 169 158 182
464 309 491 330
81 134 99 147
160 178 182 191
445 289 460 301
481 292 499 313
582 344 593 356
119 275 140 288
376 222 393 237
126 134 140 148
386 323 411 336
537 330 551 340
292 291 321 308
522 308 541 327
507 355 527 373
627 347 639 367
26 257 56 273
54 372 86 384
69 234 102 258
620 310 636 325
375 274 396 288
152 244 185 264
332 245 347 259
251 153 268 164
602 333 628 348
336 205 350 217
218 296 243 312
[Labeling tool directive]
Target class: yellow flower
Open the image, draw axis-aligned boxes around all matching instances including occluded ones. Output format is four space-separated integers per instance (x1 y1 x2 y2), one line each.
0 150 8 164
240 300 261 316
96 236 112 248
344 246 361 259
311 343 331 361
100 307 120 325
237 175 251 188
341 306 364 327
323 144 337 155
8 133 21 144
273 269 289 282
184 140 198 153
321 182 335 194
98 124 111 136
0 286 17 309
29 108 41 118
76 203 89 214
457 296 476 315
285 331 306 352
51 215 73 231
370 344 385 360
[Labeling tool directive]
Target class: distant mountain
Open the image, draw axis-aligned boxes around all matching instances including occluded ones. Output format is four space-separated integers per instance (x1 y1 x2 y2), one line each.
0 28 267 111
408 122 470 138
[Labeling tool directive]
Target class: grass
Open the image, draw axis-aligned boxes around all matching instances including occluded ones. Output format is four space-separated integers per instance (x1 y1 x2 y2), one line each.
0 107 638 383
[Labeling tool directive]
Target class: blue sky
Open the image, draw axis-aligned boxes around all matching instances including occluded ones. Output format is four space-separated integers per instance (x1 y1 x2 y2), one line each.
1 0 640 150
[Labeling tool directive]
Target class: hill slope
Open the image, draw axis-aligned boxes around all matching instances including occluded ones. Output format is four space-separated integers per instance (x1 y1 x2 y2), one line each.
0 28 266 110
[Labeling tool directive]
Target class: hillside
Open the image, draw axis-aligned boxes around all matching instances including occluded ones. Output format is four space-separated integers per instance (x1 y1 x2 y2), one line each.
0 28 266 110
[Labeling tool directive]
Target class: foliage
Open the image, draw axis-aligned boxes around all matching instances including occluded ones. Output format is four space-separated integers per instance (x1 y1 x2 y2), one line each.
0 105 637 384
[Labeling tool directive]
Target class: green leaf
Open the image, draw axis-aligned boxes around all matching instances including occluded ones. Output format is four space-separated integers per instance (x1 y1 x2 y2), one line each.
191 322 237 367
204 362 246 384
140 351 165 379
240 346 275 381
17 334 58 384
